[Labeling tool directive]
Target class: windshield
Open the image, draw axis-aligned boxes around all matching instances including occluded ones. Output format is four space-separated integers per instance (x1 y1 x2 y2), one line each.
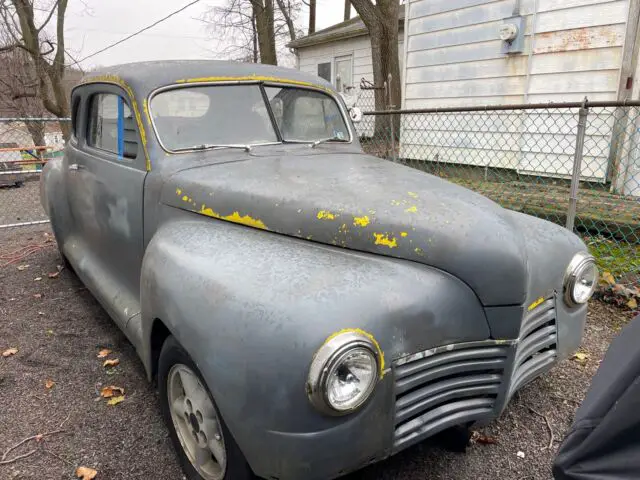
149 83 350 152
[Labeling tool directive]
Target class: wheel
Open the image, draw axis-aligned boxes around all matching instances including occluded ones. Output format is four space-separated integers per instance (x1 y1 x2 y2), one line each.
158 336 254 480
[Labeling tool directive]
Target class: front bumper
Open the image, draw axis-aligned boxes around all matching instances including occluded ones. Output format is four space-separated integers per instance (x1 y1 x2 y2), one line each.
253 294 585 480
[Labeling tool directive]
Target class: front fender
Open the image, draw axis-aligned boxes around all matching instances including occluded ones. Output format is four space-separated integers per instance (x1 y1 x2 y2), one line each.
140 207 491 478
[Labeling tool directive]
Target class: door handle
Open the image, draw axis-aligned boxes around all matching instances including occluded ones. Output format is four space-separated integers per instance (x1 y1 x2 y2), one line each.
68 163 85 171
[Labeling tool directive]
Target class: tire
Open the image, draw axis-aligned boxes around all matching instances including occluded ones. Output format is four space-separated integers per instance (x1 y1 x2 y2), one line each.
158 336 254 480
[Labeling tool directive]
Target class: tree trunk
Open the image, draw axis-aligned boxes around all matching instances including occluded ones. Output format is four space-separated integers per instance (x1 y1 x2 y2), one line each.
344 0 350 21
25 119 45 148
252 9 258 63
252 0 277 65
350 0 401 141
308 0 316 34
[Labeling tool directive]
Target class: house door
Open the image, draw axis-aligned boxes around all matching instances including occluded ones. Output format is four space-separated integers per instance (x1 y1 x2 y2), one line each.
334 55 353 93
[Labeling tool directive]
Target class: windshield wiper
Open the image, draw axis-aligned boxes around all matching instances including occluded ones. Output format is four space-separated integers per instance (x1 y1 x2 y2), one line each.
176 144 252 152
310 137 349 148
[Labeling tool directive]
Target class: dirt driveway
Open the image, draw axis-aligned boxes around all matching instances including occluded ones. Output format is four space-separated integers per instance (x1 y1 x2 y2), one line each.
0 226 632 480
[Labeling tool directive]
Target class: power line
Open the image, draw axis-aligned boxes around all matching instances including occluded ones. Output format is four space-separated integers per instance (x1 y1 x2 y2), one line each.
73 0 201 65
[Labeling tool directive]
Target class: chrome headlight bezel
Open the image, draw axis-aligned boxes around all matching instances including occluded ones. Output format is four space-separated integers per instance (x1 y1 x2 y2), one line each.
306 331 380 416
563 252 598 307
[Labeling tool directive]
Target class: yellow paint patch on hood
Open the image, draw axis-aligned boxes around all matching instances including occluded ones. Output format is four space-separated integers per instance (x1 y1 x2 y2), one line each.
400 232 408 237
353 215 370 227
373 233 398 248
405 205 418 213
408 191 418 198
199 206 268 230
176 188 182 195
323 328 386 377
317 210 337 220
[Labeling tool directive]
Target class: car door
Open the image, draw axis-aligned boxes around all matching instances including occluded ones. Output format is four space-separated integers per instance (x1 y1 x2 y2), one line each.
65 84 147 329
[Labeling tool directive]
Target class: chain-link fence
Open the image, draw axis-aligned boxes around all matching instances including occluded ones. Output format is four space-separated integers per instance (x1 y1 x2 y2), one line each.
359 100 640 284
0 118 69 229
2 107 638 284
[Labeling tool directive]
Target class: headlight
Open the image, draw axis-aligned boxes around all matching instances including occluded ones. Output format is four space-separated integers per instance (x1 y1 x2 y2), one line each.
563 252 598 306
306 330 380 415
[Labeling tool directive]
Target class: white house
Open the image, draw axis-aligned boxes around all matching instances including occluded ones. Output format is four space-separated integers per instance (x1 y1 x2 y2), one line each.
290 0 640 196
288 6 405 104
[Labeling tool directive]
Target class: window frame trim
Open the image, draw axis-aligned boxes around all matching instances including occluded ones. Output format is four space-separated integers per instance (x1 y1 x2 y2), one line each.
146 81 354 155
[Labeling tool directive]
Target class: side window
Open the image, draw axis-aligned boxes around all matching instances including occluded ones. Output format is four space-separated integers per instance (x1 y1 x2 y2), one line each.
87 93 138 159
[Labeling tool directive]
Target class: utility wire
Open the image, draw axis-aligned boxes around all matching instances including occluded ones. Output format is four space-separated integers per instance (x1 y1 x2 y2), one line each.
73 0 201 65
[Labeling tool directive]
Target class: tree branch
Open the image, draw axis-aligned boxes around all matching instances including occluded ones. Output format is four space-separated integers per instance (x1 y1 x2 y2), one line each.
36 0 59 33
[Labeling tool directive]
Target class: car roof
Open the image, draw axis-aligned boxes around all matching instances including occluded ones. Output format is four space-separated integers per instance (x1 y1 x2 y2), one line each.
79 60 336 98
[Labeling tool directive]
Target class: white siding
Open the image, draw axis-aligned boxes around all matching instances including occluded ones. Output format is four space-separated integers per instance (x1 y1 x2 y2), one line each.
400 0 630 180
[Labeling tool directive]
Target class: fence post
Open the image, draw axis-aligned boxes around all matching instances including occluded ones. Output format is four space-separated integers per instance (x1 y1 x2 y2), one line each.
566 100 589 232
387 73 397 163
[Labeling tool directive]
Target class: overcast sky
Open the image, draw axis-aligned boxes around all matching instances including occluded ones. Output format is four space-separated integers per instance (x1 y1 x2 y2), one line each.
63 0 344 70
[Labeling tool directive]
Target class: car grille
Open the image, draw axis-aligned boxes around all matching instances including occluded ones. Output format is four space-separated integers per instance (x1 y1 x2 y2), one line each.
509 296 557 396
392 343 508 450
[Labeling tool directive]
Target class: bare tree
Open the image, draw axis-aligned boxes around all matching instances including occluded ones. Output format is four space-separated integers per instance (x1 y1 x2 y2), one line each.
0 0 71 139
308 0 315 34
0 49 47 146
251 0 277 65
343 0 350 21
204 0 303 65
349 0 401 136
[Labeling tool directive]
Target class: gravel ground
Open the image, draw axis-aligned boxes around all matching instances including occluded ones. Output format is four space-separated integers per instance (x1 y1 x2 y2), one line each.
0 226 632 480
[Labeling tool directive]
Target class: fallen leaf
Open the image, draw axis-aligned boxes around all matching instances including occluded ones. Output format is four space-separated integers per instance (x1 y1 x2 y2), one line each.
103 358 119 368
56 264 64 272
33 293 42 299
46 329 54 336
573 352 589 363
45 379 55 389
107 395 125 406
34 434 44 442
48 271 60 279
475 434 498 445
100 385 124 398
628 298 638 310
517 451 525 458
17 264 30 271
76 466 98 480
601 271 616 285
97 349 112 358
38 311 45 316
2 347 18 357
34 277 42 281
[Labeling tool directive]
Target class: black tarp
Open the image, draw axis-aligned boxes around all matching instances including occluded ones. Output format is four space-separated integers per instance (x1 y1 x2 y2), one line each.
553 314 640 479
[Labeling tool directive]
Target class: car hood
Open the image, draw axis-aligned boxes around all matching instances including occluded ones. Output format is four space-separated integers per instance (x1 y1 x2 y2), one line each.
162 151 529 306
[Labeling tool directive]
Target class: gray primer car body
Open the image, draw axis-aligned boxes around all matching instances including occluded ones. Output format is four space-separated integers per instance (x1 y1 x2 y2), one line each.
41 61 588 480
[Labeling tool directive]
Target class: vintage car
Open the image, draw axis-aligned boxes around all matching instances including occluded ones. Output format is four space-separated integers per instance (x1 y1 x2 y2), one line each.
41 61 598 480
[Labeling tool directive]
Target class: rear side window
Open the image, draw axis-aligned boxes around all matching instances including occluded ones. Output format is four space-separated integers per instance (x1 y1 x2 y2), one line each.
87 93 138 159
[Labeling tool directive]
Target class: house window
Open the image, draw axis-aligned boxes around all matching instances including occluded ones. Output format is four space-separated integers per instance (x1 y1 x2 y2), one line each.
317 62 331 82
87 93 138 159
334 55 353 93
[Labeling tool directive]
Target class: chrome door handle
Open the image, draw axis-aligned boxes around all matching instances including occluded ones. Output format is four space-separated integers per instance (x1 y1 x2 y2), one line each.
68 163 85 171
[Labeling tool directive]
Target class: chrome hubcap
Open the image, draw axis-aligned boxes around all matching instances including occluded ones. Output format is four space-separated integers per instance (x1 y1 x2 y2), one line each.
167 364 226 480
